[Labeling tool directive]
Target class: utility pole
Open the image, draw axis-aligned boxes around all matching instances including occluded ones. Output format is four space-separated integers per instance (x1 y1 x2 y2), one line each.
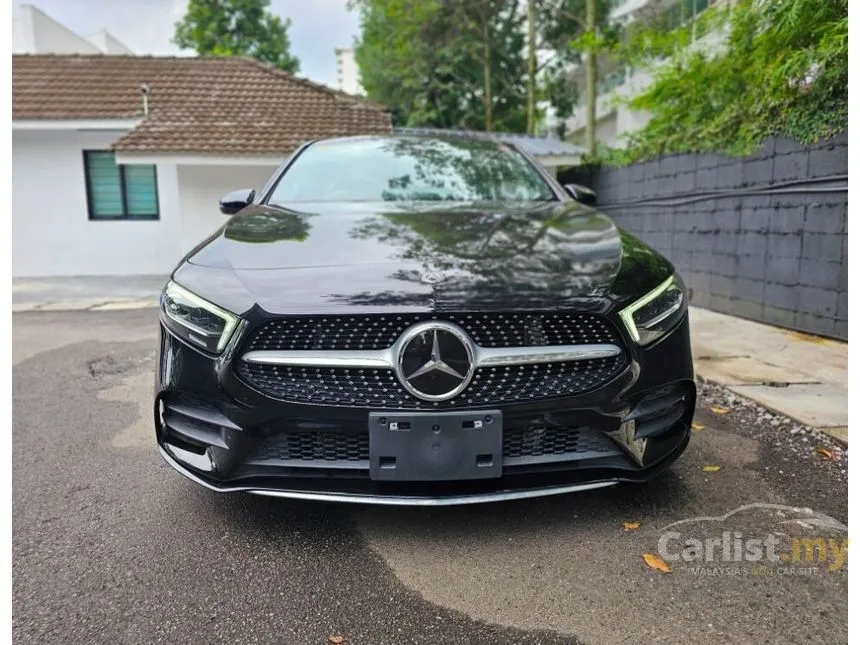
527 0 536 134
483 19 493 131
585 0 597 155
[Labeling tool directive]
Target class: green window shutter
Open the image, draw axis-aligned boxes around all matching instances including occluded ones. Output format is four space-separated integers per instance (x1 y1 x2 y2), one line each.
123 164 159 218
84 151 159 220
85 151 124 218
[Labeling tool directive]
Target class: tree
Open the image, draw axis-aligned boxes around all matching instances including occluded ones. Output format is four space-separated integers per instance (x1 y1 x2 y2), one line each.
583 0 596 155
526 0 537 134
173 0 300 73
352 0 527 132
448 0 527 132
351 0 461 128
351 0 617 136
532 0 617 140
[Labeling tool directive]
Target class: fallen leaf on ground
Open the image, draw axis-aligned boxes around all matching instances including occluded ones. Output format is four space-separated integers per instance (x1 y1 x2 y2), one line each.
328 636 344 644
691 422 705 431
815 447 839 462
642 553 672 573
703 465 721 472
709 405 729 415
623 521 642 530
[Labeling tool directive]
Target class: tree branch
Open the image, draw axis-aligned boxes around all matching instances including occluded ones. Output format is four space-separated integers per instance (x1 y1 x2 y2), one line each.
534 0 588 30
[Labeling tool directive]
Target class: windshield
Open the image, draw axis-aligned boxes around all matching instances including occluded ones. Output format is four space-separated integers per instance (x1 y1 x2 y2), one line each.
267 137 557 204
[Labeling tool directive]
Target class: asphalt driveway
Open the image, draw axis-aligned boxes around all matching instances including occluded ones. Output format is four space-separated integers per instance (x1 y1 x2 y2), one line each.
12 310 848 644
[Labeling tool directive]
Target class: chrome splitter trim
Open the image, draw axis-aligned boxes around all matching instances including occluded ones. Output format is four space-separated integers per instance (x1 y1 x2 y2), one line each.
250 481 618 506
158 445 618 506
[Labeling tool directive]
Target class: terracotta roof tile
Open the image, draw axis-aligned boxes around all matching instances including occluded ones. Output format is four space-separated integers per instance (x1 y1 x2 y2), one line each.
12 54 392 155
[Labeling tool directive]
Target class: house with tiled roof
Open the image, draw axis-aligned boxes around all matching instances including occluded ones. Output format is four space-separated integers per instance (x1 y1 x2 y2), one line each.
12 53 392 276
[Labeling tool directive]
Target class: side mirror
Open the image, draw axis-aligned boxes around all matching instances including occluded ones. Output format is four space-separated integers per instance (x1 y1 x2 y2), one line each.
219 188 255 215
563 183 597 206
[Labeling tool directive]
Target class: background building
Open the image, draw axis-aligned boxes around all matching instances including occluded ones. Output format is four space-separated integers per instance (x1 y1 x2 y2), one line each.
565 0 724 147
335 47 362 95
12 3 133 54
12 53 390 278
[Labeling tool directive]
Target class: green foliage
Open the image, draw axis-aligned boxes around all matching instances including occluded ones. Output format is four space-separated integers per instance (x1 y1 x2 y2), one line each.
603 0 847 164
225 211 312 243
352 0 528 131
347 206 620 301
352 0 620 133
174 0 300 73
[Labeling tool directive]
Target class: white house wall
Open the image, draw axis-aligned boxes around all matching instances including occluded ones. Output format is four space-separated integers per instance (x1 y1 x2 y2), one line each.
12 129 183 277
176 164 279 253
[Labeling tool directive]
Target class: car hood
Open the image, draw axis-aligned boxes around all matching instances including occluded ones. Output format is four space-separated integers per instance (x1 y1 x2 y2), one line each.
176 201 673 316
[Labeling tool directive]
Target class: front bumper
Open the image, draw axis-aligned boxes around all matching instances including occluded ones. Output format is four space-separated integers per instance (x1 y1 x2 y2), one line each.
154 316 695 505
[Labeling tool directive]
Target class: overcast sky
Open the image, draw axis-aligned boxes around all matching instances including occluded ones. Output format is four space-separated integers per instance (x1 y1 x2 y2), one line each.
15 0 360 87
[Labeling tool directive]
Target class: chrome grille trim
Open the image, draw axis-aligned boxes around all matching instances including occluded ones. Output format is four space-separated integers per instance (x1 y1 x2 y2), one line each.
241 343 622 369
242 349 392 369
241 312 621 352
474 344 622 367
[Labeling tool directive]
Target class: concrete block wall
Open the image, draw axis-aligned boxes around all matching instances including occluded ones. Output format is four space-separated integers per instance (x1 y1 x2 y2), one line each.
562 135 848 340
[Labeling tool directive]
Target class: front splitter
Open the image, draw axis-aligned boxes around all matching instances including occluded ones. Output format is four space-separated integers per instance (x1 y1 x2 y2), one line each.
158 444 619 506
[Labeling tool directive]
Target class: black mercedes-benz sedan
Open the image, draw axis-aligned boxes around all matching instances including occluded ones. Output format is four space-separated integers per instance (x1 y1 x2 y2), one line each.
155 134 695 505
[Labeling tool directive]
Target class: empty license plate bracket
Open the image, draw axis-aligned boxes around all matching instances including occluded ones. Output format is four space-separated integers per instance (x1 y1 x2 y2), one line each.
368 410 503 481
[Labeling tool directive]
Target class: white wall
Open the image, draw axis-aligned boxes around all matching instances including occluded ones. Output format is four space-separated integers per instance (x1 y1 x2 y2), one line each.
616 104 651 137
86 31 134 54
13 4 101 54
176 164 278 253
12 129 183 276
335 48 362 95
569 114 618 148
610 0 647 21
12 9 28 53
13 4 132 54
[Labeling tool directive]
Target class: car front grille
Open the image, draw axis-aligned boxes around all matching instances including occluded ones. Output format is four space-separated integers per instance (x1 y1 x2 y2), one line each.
236 312 627 408
252 430 369 465
236 355 626 409
248 424 621 468
242 312 619 351
502 424 619 461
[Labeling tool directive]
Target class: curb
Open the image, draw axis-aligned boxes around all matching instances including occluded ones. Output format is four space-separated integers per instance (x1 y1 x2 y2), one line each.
13 298 159 313
694 359 848 446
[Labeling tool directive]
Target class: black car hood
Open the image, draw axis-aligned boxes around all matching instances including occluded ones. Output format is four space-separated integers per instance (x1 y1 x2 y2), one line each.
176 201 673 316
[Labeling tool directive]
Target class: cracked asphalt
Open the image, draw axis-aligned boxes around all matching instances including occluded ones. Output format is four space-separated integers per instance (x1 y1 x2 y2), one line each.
12 310 848 644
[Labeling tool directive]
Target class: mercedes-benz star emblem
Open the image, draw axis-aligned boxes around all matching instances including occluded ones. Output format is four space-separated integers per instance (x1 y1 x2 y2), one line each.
395 322 475 402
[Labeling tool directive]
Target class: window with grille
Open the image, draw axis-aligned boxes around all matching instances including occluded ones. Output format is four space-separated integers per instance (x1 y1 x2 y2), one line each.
83 151 159 220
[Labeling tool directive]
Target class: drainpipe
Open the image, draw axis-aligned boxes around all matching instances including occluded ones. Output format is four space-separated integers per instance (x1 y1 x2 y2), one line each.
140 82 149 116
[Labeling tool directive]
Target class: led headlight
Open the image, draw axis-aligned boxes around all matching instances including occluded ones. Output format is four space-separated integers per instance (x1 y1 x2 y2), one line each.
160 281 239 353
619 275 686 345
